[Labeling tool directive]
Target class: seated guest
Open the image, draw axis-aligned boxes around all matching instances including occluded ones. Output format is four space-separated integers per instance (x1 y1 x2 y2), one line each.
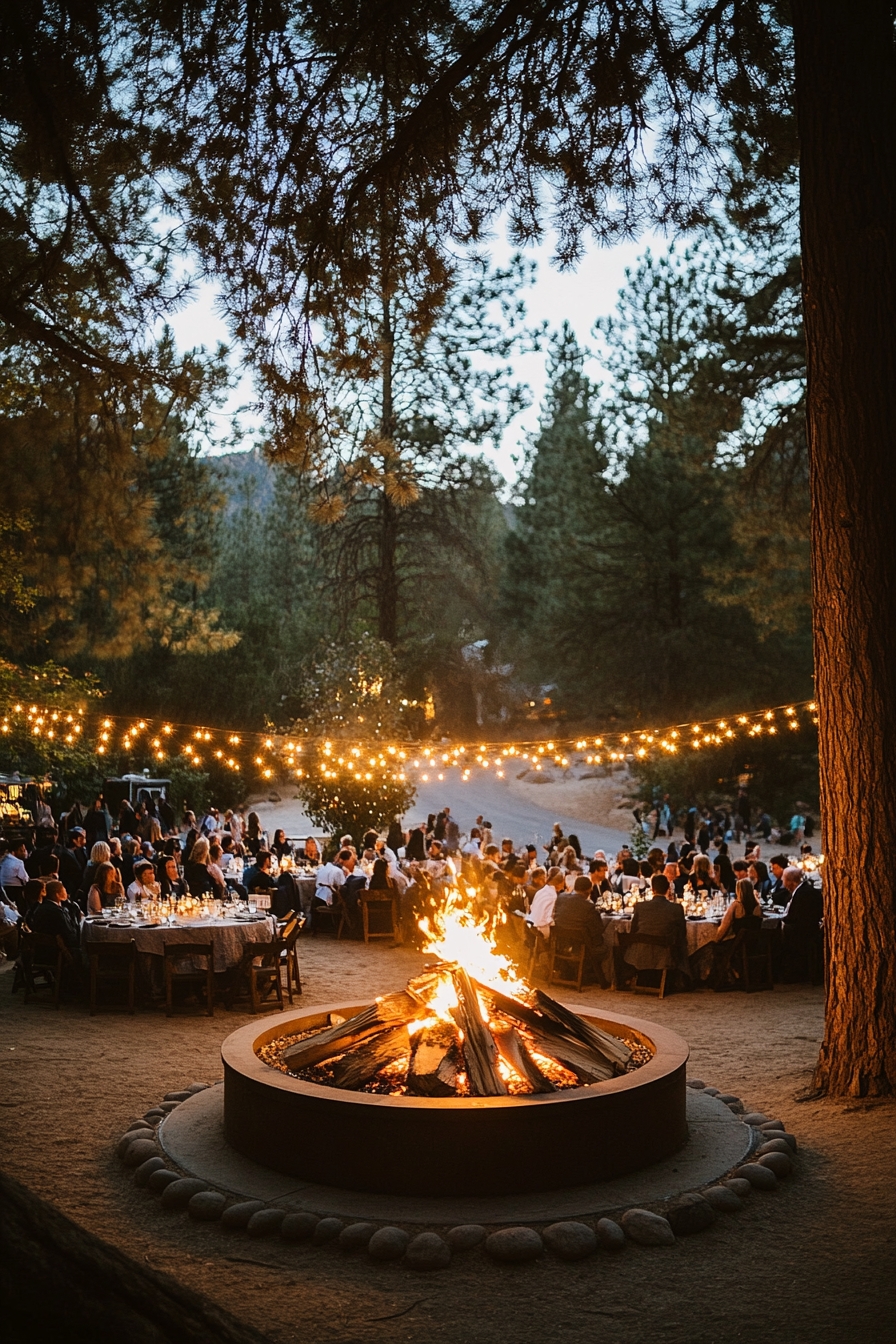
0 889 20 959
768 855 789 904
553 875 607 984
690 853 715 896
368 857 396 892
497 863 530 915
711 877 764 989
313 851 346 909
588 859 612 903
338 849 366 931
646 847 665 874
184 837 221 897
271 829 292 861
386 818 405 855
86 862 125 915
781 865 824 930
242 849 278 895
120 837 141 890
673 853 693 899
244 812 267 856
207 842 228 895
217 833 237 873
499 837 517 867
461 827 483 858
528 867 565 939
404 824 427 862
625 874 690 980
663 861 681 894
480 844 502 879
21 878 46 925
749 859 773 902
127 859 159 903
31 878 81 951
714 854 737 893
0 840 30 893
157 854 187 901
80 842 111 906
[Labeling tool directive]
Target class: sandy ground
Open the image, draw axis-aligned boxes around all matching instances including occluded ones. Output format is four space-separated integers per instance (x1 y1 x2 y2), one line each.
1 940 894 1344
505 767 640 835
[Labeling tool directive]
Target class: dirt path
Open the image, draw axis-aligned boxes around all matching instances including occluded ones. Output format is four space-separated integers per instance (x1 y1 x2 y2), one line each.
1 947 893 1344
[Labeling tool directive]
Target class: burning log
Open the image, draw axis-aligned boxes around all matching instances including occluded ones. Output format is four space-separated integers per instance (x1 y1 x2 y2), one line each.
407 1022 460 1097
521 1023 615 1084
330 1024 411 1090
533 990 632 1069
450 967 507 1096
282 992 420 1073
492 1023 555 1093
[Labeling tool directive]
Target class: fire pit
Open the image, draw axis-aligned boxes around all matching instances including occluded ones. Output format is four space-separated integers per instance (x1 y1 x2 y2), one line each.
223 890 689 1197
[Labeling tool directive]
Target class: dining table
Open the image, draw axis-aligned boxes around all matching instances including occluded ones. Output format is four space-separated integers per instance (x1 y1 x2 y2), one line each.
599 908 785 983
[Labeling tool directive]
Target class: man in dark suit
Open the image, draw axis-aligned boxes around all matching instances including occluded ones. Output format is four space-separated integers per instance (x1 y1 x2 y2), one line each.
29 880 81 953
768 855 789 905
781 866 824 977
625 874 690 979
553 876 607 985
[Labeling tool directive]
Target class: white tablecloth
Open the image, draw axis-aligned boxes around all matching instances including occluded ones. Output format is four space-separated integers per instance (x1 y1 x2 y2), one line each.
82 916 276 972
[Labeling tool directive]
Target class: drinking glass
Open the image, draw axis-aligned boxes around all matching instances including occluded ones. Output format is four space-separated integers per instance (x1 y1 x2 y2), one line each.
248 897 257 915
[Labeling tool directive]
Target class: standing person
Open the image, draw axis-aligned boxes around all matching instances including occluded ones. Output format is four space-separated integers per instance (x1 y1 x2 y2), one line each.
84 796 112 847
118 797 138 837
244 812 266 857
386 818 405 855
405 823 427 862
158 794 176 836
789 808 806 846
444 810 461 855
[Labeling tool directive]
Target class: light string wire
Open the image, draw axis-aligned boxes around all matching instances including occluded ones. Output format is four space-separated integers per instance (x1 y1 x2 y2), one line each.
0 698 819 785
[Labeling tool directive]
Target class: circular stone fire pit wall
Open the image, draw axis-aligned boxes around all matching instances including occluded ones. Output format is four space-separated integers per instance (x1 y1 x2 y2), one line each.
222 1003 688 1198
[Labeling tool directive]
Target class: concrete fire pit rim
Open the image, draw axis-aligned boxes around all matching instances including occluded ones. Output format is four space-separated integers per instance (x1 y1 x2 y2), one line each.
221 998 689 1110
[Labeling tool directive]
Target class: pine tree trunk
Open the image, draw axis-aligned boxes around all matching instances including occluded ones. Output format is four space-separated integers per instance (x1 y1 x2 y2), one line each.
378 284 399 645
792 0 896 1095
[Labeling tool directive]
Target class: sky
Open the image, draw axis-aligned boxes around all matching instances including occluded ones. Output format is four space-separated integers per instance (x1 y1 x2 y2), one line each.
165 227 659 485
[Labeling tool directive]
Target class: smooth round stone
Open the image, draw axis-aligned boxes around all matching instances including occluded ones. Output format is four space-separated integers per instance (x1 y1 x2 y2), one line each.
716 1093 740 1105
737 1163 778 1191
221 1200 266 1229
312 1217 344 1245
123 1139 159 1169
368 1227 410 1262
485 1227 543 1263
759 1119 785 1132
664 1194 716 1236
405 1233 451 1270
620 1209 675 1247
281 1212 320 1242
247 1208 287 1237
164 1091 191 1102
595 1218 626 1252
446 1225 486 1251
722 1178 752 1198
686 1079 706 1089
134 1156 166 1187
702 1185 742 1213
757 1138 794 1157
147 1169 181 1194
143 1111 165 1122
118 1131 153 1159
159 1101 181 1112
127 1120 154 1133
185 1083 209 1094
758 1151 792 1178
161 1177 208 1210
777 1132 798 1152
339 1222 377 1251
725 1100 745 1115
189 1191 226 1222
543 1222 597 1261
742 1113 769 1126
702 1086 721 1096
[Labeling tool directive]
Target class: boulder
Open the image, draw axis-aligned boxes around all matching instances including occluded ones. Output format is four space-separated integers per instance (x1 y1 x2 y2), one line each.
368 1227 410 1262
736 1163 777 1191
160 1178 209 1210
147 1169 181 1194
664 1194 716 1236
620 1209 675 1247
446 1225 486 1251
133 1157 166 1187
281 1212 320 1242
338 1222 377 1251
312 1217 344 1245
542 1222 597 1261
485 1227 543 1263
595 1218 626 1252
405 1233 451 1270
123 1139 158 1169
188 1191 226 1222
702 1185 742 1213
247 1208 287 1237
221 1200 266 1230
758 1151 792 1178
722 1178 752 1198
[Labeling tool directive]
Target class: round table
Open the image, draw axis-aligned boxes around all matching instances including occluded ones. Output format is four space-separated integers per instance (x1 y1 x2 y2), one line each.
82 915 276 973
599 911 784 982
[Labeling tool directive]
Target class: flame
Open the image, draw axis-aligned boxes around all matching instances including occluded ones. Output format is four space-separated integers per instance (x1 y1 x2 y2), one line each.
417 884 526 1022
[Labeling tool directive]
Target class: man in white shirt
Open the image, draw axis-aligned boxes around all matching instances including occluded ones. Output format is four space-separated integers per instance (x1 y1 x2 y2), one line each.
314 854 346 908
461 828 483 857
0 841 30 891
528 867 566 939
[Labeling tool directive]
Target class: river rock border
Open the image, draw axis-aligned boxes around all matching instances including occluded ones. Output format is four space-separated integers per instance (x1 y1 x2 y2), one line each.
115 1078 798 1271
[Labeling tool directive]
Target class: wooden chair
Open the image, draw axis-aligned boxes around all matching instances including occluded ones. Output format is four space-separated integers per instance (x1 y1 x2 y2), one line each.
226 939 285 1012
526 927 550 982
616 931 675 998
22 932 74 1008
164 942 215 1017
547 930 587 993
733 926 775 992
359 890 400 944
89 939 138 1015
310 890 353 939
278 917 303 1002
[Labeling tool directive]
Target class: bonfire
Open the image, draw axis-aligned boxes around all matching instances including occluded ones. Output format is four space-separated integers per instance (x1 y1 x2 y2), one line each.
261 887 649 1097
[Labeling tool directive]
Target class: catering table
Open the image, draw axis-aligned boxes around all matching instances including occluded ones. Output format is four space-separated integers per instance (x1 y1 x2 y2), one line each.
600 911 784 983
81 914 277 988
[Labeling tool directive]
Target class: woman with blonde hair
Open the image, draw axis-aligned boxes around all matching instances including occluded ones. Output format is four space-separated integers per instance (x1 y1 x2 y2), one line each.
711 878 764 989
185 836 219 897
